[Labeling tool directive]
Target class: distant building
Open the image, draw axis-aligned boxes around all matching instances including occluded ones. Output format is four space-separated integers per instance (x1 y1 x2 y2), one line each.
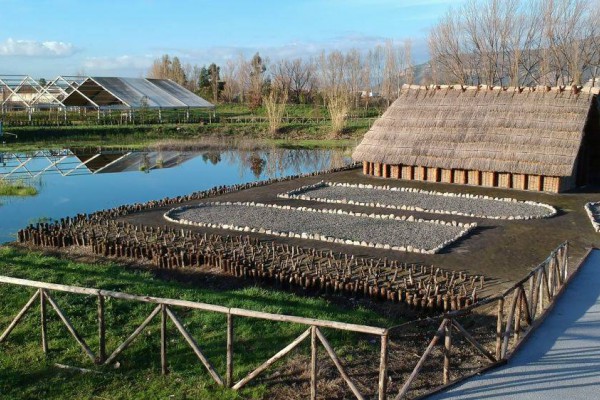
0 75 214 113
353 84 600 193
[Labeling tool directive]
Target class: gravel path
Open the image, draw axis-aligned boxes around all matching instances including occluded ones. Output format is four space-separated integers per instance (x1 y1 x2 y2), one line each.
430 249 600 400
585 202 600 232
280 182 555 219
168 203 473 253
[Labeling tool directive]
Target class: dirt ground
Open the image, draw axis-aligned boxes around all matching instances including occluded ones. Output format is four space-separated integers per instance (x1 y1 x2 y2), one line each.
118 167 600 291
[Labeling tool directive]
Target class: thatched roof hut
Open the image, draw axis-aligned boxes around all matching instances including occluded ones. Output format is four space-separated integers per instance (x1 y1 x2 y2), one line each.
353 85 600 192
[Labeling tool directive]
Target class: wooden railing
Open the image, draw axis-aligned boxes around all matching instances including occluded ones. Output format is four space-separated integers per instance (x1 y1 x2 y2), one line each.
0 242 574 399
0 275 388 400
390 241 570 399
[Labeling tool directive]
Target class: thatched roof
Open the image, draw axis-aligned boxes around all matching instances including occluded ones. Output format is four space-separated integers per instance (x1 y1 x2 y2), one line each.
352 85 600 177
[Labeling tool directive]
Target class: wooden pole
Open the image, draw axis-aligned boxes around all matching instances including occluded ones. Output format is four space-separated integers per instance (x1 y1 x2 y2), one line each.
0 289 40 343
395 319 447 400
161 304 168 375
495 298 504 360
166 307 223 386
378 332 388 400
514 287 523 341
44 291 96 362
98 294 106 363
502 289 520 358
40 289 48 353
443 320 452 384
316 328 365 400
233 328 311 390
104 305 161 366
310 326 317 400
451 320 496 362
227 313 234 388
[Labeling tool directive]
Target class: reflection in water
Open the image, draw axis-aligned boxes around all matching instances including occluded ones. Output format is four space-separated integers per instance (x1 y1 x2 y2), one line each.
201 151 222 165
0 148 350 181
0 147 352 243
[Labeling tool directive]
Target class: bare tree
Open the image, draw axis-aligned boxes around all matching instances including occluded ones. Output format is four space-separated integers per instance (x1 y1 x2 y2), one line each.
148 54 187 86
263 88 288 135
429 11 470 85
429 0 598 87
248 52 267 110
221 59 240 102
345 49 364 108
317 51 351 136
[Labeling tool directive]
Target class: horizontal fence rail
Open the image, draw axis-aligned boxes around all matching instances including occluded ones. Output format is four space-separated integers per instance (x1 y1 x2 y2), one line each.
0 274 387 400
0 241 574 399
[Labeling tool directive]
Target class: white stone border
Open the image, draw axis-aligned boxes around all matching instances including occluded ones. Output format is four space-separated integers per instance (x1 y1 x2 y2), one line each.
584 202 600 232
164 201 477 255
277 181 557 220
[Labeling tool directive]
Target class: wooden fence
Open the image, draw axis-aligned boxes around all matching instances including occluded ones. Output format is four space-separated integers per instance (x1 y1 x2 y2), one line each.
0 242 573 399
0 274 388 400
389 241 570 398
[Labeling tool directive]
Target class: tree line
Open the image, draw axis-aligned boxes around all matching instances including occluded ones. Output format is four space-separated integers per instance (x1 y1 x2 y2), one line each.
428 0 600 87
146 0 599 134
147 43 415 107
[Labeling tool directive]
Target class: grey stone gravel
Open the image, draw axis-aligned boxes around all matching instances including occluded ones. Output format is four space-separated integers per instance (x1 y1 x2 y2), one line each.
171 203 469 252
287 183 553 219
585 202 600 232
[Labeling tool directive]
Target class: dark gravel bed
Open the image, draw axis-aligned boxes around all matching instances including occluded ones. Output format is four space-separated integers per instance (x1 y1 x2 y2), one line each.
281 182 555 219
167 203 472 253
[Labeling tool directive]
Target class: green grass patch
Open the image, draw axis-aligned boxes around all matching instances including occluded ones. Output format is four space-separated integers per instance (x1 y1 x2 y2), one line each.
0 247 399 399
0 181 38 197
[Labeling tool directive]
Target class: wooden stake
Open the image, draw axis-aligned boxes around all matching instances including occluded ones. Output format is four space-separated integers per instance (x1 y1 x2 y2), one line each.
227 313 234 388
495 298 504 360
378 333 388 400
161 305 168 375
310 326 317 400
40 289 48 353
98 295 106 363
443 321 452 384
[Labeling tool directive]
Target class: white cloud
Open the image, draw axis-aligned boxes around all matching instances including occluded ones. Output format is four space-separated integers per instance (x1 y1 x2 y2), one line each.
0 38 76 57
83 55 154 71
161 33 420 65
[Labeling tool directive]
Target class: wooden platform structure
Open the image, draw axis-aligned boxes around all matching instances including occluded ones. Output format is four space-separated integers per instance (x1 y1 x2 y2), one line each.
354 85 600 193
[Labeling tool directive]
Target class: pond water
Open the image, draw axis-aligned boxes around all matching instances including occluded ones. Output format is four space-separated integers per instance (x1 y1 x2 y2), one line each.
0 148 351 244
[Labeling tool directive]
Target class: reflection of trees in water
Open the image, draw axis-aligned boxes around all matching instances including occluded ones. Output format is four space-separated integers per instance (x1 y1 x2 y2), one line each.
224 148 351 179
201 151 222 165
248 153 266 178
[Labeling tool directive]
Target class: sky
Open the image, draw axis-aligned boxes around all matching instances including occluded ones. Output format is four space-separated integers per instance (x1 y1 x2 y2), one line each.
0 0 465 79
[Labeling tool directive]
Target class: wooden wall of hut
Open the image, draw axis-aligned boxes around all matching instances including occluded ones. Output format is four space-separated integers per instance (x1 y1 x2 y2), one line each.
361 161 569 193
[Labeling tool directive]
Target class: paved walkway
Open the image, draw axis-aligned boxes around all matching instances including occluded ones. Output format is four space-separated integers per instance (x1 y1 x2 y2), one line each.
429 249 600 400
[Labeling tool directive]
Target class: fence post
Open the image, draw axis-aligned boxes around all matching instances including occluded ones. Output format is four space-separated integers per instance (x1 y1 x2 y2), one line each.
98 294 106 363
161 304 168 375
495 298 504 360
514 288 523 341
311 326 318 400
443 320 452 384
562 243 569 283
227 313 234 388
40 289 48 353
378 332 388 400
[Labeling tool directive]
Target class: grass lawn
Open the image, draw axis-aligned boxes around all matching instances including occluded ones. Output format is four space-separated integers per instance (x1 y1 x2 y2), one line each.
0 103 377 152
0 181 37 197
0 247 398 399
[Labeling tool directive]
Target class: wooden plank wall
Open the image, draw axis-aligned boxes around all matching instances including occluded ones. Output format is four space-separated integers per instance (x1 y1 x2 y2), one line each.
361 162 566 193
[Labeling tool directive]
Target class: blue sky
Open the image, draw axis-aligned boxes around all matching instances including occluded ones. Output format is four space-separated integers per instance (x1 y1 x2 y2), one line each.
0 0 463 78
